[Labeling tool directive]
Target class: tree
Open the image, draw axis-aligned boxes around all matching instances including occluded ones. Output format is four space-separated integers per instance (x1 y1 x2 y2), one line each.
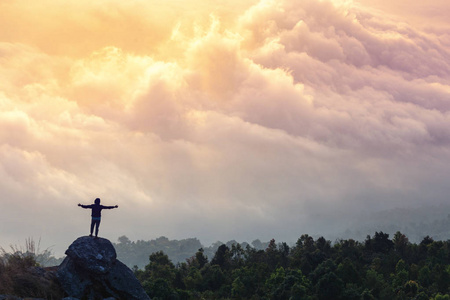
129 232 450 300
201 265 225 291
186 248 208 269
265 267 311 300
148 278 176 300
365 269 393 299
316 272 344 300
434 294 450 300
231 276 246 299
231 266 263 298
418 236 434 259
365 232 394 254
393 231 410 257
403 280 419 298
391 259 409 289
230 243 245 268
291 235 317 275
211 244 231 271
336 258 361 285
140 250 176 296
118 235 132 245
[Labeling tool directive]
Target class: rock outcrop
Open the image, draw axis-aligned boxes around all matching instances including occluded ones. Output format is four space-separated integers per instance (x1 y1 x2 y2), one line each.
57 236 150 300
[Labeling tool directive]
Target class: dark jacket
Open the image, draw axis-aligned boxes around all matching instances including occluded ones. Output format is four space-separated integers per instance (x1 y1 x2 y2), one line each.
80 203 116 218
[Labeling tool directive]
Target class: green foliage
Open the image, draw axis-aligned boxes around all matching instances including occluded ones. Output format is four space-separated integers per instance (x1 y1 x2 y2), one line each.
134 232 450 300
391 259 409 289
265 267 311 300
435 294 450 300
139 251 178 298
211 244 231 270
336 258 361 285
316 271 344 300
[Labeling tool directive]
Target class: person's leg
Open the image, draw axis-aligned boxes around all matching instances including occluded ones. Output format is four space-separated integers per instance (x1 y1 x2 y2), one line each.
90 219 95 236
95 219 101 237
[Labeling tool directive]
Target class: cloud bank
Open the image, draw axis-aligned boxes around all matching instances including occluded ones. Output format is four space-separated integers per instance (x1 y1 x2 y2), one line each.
1 0 450 254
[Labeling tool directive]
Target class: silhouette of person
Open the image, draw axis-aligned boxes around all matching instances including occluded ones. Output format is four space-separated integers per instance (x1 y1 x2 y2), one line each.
78 198 118 238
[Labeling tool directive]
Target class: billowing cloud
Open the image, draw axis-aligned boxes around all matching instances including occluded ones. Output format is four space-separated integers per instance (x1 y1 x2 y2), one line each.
1 0 450 254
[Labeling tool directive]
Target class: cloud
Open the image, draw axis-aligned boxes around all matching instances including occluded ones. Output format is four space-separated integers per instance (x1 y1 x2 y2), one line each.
1 0 450 253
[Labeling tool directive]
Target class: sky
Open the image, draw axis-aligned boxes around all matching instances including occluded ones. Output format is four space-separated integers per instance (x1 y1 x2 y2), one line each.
1 0 450 256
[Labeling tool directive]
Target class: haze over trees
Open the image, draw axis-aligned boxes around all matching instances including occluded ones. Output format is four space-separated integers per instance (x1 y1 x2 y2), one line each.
113 235 268 269
332 205 450 243
2 232 450 299
112 205 450 271
132 232 450 300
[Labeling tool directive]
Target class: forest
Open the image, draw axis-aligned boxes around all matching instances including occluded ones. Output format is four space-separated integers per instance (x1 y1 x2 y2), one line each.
1 232 450 299
113 235 270 269
133 232 450 300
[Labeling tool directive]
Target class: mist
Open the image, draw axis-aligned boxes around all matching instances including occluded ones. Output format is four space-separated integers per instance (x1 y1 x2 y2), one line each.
1 0 450 256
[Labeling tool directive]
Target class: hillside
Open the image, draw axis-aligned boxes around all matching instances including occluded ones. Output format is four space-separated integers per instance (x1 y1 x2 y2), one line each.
113 235 270 269
2 232 450 299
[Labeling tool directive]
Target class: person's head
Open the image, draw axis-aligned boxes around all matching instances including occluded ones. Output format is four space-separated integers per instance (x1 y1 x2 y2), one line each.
94 198 101 204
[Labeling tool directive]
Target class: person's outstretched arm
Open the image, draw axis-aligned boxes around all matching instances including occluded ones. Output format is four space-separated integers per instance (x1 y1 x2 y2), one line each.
78 203 92 209
102 205 119 209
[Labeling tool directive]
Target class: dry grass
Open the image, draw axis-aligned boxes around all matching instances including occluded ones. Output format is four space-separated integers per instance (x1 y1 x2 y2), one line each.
0 238 64 299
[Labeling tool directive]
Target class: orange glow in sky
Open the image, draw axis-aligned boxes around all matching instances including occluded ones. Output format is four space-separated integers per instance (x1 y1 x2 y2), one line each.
1 0 450 253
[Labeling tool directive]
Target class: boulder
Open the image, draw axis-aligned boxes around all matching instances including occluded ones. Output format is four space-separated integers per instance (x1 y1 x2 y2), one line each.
57 257 92 298
104 260 151 299
65 236 116 274
57 236 150 300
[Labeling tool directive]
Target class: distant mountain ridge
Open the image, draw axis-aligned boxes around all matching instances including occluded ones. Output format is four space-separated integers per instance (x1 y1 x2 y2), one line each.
113 204 450 269
334 204 450 243
113 235 270 269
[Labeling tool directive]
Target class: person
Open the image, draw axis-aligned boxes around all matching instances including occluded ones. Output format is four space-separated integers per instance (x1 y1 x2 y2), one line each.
78 198 118 238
